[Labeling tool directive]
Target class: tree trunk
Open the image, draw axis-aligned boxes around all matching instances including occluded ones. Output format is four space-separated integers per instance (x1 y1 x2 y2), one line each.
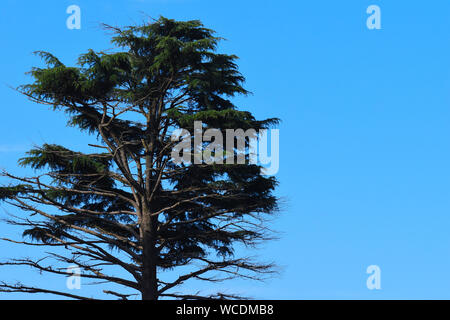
141 213 158 300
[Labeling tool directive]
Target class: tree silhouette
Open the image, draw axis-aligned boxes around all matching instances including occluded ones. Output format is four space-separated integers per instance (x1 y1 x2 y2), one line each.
0 17 280 300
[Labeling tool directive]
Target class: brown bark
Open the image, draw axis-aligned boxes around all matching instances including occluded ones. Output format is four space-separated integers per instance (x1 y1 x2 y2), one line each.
140 206 159 300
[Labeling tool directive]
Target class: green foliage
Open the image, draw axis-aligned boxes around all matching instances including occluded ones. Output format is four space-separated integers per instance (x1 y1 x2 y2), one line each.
0 185 30 200
1 16 280 299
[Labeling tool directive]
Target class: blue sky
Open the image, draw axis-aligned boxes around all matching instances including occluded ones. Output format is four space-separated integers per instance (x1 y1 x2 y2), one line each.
1 0 450 299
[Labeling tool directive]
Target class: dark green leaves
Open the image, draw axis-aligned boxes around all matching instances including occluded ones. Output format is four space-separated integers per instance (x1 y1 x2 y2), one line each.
0 185 30 201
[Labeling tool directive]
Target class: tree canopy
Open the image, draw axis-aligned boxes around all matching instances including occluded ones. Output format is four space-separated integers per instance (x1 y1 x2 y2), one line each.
0 16 280 300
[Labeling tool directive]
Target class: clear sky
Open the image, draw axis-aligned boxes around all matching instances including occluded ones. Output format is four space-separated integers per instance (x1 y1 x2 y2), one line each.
1 0 450 299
